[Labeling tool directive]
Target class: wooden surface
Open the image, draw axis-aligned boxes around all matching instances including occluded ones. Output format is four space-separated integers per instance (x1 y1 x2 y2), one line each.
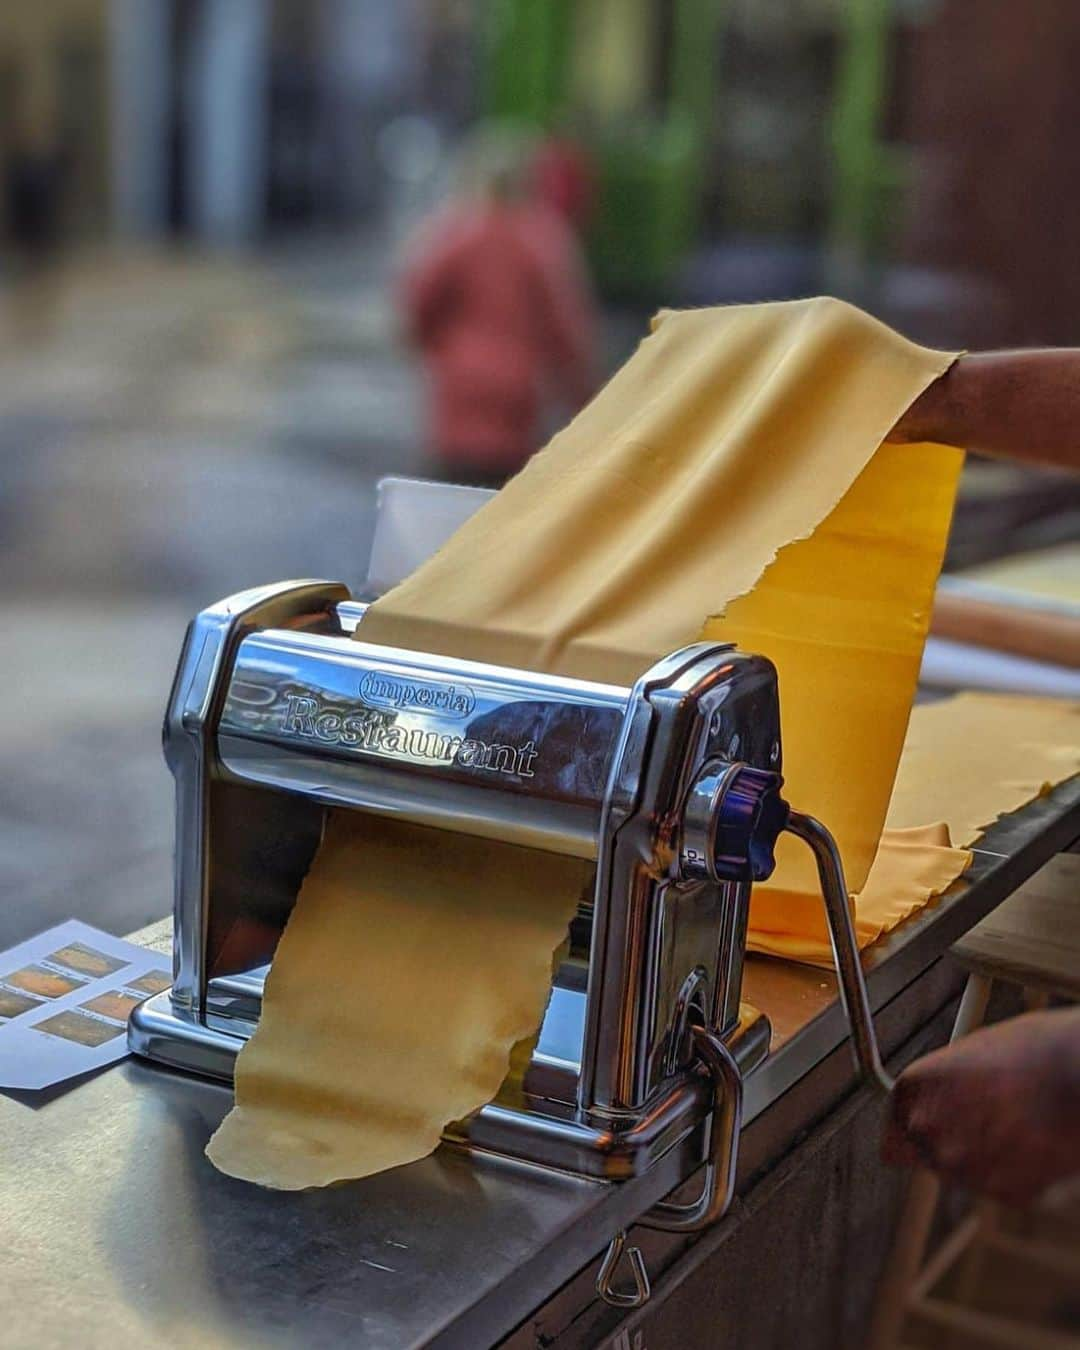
744 954 840 1052
931 590 1080 668
953 853 1080 998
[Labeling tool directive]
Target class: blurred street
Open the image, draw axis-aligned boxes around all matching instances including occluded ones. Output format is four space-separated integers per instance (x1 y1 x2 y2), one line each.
0 239 427 946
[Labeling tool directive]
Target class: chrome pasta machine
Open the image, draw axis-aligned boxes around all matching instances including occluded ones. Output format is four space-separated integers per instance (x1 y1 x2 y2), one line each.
130 494 891 1307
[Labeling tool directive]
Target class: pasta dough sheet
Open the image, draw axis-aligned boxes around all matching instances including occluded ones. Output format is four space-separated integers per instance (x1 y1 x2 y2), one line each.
206 813 592 1189
705 436 964 930
208 297 962 1188
887 692 1080 843
358 300 961 902
754 692 1080 963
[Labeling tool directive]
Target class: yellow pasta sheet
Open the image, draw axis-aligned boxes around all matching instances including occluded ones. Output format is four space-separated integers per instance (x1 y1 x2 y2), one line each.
759 692 1080 963
705 436 963 934
207 813 592 1188
208 298 961 1188
888 692 1080 843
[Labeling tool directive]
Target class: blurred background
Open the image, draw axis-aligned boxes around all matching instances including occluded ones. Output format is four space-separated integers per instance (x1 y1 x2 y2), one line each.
2 0 1079 947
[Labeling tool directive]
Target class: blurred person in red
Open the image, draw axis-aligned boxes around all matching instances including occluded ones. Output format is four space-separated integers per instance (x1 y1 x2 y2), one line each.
400 127 598 488
532 131 596 235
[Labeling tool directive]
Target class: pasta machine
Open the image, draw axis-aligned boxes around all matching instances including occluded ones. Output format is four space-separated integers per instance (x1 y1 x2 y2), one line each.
130 482 890 1307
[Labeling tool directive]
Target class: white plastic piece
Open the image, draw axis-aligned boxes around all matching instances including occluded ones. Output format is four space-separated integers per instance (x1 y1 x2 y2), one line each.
366 477 494 593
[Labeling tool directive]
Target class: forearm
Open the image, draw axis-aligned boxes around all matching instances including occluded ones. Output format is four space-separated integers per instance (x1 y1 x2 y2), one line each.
889 350 1080 472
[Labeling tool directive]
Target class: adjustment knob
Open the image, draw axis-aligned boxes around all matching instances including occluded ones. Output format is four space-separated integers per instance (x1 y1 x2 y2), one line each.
680 762 789 884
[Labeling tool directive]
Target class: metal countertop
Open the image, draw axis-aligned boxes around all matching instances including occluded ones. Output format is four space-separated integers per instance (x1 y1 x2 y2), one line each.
2 779 1078 1350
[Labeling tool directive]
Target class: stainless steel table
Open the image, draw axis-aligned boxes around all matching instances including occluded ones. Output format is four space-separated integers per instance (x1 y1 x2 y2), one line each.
2 779 1077 1350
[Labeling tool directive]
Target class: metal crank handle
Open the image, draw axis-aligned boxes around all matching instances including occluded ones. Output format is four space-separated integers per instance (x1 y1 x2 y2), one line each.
785 810 894 1095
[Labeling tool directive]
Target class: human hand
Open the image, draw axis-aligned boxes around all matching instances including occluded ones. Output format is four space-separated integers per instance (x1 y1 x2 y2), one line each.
882 1007 1080 1206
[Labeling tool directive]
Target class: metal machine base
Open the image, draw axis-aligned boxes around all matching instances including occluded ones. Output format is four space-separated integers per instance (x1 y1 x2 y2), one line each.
129 989 770 1181
130 988 254 1082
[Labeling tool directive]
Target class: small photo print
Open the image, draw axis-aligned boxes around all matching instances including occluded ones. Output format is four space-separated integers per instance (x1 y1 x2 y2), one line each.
47 941 128 980
81 989 143 1023
0 987 44 1019
125 969 171 997
2 964 88 1000
32 1010 125 1047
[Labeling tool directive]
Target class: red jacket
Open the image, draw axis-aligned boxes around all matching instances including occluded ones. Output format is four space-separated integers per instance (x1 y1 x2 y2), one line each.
402 201 597 472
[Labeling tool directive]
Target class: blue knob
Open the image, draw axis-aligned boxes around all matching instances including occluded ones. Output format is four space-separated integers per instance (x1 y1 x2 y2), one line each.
680 763 789 884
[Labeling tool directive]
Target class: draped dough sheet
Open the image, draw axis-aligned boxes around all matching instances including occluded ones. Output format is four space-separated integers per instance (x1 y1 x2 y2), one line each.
208 297 964 1188
759 692 1080 963
206 813 593 1188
